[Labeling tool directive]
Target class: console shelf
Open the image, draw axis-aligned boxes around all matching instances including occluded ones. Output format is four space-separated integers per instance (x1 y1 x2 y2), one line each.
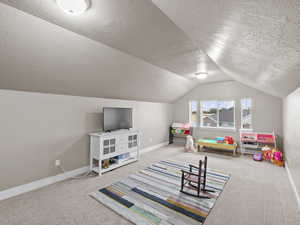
89 129 140 175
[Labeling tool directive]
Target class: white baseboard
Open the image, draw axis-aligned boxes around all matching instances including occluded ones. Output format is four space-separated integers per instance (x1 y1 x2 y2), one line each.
140 141 169 154
0 166 89 201
0 142 170 202
285 162 300 211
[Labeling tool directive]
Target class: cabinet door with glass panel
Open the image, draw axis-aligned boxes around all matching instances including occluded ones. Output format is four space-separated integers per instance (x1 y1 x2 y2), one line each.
102 137 116 156
128 134 138 149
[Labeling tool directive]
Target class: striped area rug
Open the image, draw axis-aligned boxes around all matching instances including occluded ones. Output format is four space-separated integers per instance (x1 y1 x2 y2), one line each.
90 160 230 225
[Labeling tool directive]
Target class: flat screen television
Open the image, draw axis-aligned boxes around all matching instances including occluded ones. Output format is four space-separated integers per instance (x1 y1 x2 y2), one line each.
103 107 133 132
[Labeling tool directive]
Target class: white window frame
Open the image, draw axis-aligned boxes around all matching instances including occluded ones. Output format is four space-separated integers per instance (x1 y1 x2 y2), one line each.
200 100 236 130
240 98 253 131
189 100 198 127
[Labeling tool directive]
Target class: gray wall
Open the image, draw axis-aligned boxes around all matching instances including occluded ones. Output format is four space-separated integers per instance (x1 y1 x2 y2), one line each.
0 2 196 103
172 81 283 142
0 89 172 191
283 87 300 198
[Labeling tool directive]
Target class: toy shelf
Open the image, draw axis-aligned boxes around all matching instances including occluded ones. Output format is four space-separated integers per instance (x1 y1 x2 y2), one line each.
169 123 193 144
240 131 276 155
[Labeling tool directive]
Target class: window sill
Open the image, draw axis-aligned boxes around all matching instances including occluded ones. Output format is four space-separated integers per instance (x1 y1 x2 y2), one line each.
198 126 237 132
239 128 253 132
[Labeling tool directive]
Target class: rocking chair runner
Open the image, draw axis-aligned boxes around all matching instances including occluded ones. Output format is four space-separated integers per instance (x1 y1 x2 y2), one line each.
180 156 214 198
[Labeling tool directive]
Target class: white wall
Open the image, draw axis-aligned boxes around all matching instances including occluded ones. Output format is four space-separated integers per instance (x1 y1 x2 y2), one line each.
283 87 300 200
172 81 283 142
0 89 172 191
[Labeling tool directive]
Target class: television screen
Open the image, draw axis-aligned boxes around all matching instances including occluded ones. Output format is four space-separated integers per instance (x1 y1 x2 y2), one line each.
103 107 132 132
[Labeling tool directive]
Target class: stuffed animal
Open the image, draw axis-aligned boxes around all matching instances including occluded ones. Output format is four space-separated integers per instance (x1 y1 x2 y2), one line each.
185 135 196 152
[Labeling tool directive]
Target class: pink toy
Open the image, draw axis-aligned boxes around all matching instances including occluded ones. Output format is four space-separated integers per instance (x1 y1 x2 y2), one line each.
271 150 284 166
273 151 282 161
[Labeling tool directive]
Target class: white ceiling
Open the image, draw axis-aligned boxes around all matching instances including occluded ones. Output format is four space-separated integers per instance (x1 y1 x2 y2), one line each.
0 0 299 101
152 0 300 98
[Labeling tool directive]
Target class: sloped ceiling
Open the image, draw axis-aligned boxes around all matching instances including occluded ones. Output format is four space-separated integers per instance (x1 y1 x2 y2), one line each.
152 0 300 98
0 0 231 103
1 0 298 101
0 2 198 103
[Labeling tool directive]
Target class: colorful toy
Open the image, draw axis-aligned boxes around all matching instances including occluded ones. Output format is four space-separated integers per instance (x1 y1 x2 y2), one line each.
253 153 263 161
169 123 193 144
171 127 190 135
263 150 273 161
225 136 234 145
216 137 225 143
262 145 272 160
215 136 234 144
271 149 284 166
261 145 284 166
175 128 183 134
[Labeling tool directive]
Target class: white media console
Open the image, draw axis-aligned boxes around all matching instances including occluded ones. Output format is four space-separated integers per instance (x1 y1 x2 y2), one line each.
89 129 140 175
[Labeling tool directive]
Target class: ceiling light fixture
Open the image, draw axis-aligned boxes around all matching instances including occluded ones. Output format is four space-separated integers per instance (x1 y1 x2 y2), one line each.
56 0 90 15
195 72 208 80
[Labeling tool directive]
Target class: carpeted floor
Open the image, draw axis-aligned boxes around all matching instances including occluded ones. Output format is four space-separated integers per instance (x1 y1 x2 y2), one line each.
91 160 230 225
0 145 299 225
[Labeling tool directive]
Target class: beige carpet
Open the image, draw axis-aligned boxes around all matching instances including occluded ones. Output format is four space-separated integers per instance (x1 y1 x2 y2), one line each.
0 145 299 225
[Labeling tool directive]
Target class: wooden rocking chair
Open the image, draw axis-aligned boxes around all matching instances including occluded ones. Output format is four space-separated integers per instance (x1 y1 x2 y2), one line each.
180 156 215 198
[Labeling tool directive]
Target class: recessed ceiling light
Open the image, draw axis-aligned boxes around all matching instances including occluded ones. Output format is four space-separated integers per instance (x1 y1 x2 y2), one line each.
56 0 90 15
195 72 208 80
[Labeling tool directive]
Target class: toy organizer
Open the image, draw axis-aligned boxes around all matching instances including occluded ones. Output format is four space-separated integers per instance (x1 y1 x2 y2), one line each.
169 123 193 144
240 131 276 154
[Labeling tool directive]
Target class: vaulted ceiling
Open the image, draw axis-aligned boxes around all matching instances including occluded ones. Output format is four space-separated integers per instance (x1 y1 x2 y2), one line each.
152 0 300 97
0 2 198 103
0 0 299 102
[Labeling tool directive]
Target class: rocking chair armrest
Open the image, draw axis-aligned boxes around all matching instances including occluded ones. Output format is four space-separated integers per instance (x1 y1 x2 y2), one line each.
181 170 199 177
189 164 199 169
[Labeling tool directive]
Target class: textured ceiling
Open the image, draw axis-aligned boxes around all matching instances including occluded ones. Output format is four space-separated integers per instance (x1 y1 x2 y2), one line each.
152 0 300 97
0 0 230 84
0 0 298 100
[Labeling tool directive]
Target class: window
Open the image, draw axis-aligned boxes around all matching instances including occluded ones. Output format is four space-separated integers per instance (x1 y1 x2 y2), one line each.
200 100 235 129
189 101 198 127
200 101 218 127
218 101 235 128
241 98 252 129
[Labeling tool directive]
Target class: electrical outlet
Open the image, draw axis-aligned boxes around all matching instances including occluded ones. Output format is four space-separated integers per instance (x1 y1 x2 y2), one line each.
55 159 61 167
149 138 153 143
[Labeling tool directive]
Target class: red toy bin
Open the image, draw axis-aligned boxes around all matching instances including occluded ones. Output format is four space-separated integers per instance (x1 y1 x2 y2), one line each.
257 134 274 143
183 130 190 135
